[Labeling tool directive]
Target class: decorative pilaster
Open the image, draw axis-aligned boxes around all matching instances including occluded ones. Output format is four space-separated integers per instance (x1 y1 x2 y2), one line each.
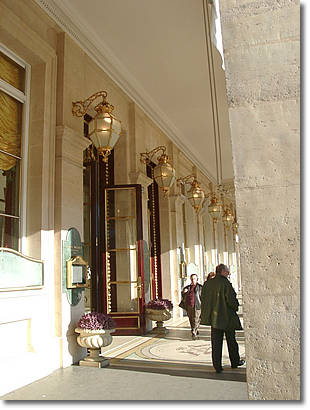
54 125 90 367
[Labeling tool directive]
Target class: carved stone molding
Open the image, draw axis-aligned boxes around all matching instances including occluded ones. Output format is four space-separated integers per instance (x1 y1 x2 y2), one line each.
168 194 187 213
56 125 90 168
129 171 153 192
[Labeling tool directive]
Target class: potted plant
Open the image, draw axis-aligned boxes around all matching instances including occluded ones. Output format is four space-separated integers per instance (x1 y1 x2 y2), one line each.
145 299 173 334
75 312 116 368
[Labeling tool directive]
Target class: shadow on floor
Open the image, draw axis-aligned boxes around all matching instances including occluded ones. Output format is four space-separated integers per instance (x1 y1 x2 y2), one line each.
151 327 244 342
99 358 246 383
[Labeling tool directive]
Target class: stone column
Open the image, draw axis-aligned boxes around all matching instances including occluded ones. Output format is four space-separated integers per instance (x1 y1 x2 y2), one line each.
196 212 205 283
129 171 153 330
129 171 153 244
232 226 242 294
158 189 172 301
54 125 90 367
219 0 300 400
168 194 187 319
212 218 219 265
175 194 186 317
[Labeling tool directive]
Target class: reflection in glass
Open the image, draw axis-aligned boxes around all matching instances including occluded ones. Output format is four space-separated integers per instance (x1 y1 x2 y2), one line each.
105 187 139 314
0 215 19 249
0 159 20 216
106 218 136 250
108 250 137 283
0 53 24 253
106 188 136 218
109 283 138 313
0 51 25 92
83 165 91 312
0 90 22 164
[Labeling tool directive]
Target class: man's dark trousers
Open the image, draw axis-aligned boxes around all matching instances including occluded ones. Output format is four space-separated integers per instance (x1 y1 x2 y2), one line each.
211 327 240 370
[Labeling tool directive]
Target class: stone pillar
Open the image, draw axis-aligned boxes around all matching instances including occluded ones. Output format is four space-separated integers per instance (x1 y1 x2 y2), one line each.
196 212 205 283
219 0 300 400
212 219 219 265
158 189 172 301
129 171 153 244
169 194 187 318
54 125 90 367
175 194 186 317
129 171 153 331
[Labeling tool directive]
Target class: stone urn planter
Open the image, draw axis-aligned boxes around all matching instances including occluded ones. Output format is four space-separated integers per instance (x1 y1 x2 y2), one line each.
145 299 173 335
75 312 116 368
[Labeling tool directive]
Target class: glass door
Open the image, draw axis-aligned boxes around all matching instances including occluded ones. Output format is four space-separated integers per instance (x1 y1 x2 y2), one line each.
104 185 145 335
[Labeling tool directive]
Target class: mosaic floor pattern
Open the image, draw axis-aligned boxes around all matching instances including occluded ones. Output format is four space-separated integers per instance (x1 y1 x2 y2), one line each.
102 318 246 382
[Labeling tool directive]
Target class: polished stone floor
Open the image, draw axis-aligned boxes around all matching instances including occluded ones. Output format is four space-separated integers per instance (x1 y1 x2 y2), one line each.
1 317 247 401
102 317 246 383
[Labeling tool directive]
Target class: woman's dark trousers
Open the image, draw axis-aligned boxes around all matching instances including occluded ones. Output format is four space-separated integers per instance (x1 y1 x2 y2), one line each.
211 327 240 370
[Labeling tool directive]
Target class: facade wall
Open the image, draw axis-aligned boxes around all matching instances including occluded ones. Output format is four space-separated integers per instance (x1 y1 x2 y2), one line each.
0 0 59 395
219 0 300 400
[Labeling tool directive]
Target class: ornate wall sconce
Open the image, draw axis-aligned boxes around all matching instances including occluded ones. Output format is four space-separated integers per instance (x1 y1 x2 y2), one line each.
222 206 234 230
207 192 222 222
72 91 122 162
140 145 176 196
177 175 205 212
232 221 239 234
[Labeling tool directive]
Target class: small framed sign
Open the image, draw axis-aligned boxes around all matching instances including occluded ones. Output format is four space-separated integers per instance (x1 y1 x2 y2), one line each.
66 255 89 289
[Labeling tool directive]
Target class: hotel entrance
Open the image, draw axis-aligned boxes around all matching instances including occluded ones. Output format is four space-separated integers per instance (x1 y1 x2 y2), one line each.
83 144 151 334
103 185 146 335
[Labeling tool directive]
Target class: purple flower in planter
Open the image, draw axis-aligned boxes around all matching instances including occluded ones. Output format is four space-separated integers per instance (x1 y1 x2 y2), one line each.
146 299 173 311
77 312 116 330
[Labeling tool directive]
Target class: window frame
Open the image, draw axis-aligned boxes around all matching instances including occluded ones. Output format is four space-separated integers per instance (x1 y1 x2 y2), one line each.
0 43 30 253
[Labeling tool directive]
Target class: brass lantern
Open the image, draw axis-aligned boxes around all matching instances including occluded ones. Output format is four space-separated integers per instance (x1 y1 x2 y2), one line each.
222 207 234 229
153 153 176 195
186 179 205 212
177 175 205 212
232 220 239 234
140 146 175 196
72 91 121 162
207 193 222 222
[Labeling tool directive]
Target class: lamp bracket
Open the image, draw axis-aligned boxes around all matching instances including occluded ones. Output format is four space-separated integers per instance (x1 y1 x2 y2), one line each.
176 174 198 187
140 145 167 164
72 91 112 117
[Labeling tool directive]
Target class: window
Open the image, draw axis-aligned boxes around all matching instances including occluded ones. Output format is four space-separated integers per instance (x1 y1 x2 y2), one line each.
0 48 28 250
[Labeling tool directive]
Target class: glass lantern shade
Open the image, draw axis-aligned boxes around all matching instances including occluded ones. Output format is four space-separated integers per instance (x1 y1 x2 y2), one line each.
88 110 121 161
187 182 205 212
222 210 234 229
208 197 222 221
232 221 239 234
153 154 176 195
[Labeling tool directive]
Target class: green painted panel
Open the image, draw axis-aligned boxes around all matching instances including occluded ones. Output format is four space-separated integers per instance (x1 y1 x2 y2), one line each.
0 248 44 290
62 228 84 306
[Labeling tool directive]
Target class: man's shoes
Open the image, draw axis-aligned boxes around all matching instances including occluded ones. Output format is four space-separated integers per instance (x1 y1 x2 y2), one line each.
192 334 197 340
215 367 223 373
231 359 245 368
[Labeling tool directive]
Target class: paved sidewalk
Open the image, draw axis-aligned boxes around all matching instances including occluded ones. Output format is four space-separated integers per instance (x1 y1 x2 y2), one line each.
1 365 248 401
1 318 247 401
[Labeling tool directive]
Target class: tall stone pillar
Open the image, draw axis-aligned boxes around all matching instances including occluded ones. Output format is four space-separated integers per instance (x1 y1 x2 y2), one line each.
219 0 300 400
54 125 90 367
158 189 172 302
129 171 153 330
169 194 188 318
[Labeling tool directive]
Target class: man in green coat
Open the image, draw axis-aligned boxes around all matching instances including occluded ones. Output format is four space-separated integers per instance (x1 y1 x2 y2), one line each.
200 264 245 373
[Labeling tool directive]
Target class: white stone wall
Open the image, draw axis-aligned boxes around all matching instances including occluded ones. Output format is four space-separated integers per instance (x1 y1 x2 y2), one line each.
219 0 300 400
